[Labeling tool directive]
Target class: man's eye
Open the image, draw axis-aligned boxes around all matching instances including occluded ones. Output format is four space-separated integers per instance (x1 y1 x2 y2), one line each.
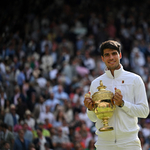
112 52 118 55
104 54 109 57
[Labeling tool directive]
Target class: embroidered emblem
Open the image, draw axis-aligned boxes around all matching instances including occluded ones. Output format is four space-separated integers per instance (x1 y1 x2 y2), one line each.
122 80 124 83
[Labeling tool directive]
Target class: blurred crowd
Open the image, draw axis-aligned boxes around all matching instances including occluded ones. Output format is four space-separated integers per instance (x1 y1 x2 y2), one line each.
0 0 150 150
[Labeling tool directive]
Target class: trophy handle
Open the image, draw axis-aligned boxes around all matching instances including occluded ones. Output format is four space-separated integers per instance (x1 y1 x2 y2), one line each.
84 92 91 98
111 98 115 105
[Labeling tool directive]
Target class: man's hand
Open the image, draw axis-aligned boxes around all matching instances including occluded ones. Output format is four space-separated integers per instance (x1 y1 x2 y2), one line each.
84 92 94 111
112 88 123 106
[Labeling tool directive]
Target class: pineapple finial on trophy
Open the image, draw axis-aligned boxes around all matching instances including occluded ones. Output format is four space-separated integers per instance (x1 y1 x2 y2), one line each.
97 80 106 91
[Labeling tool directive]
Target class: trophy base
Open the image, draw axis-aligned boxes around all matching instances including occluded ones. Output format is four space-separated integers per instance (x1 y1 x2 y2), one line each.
99 126 114 132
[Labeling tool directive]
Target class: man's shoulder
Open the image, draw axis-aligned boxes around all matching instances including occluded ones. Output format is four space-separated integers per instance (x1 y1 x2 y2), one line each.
91 74 106 84
33 137 38 144
26 130 33 135
48 112 54 116
45 136 52 141
24 138 31 145
4 112 12 118
7 130 13 136
42 128 50 135
14 137 20 143
122 70 142 80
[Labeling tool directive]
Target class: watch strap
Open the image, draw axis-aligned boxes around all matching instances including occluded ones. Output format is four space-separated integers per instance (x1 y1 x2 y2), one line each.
118 100 124 108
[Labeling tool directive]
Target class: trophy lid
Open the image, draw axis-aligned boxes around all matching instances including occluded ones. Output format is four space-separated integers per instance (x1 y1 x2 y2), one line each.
92 80 113 102
97 80 106 91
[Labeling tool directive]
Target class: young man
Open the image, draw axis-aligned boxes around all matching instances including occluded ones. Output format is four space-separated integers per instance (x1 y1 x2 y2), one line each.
33 127 53 150
1 123 14 150
84 40 149 150
13 129 30 150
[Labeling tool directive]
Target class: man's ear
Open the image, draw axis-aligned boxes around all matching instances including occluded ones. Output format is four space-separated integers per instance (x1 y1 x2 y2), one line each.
101 56 104 62
119 53 122 59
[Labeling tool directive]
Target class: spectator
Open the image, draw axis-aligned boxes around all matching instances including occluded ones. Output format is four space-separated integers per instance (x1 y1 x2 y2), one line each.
33 127 53 150
72 87 84 106
142 119 150 140
24 109 35 130
13 129 30 150
2 141 11 150
138 130 149 150
11 85 21 105
28 143 36 150
85 139 96 150
44 142 51 150
27 92 37 113
54 84 69 105
75 121 92 148
83 51 96 71
16 97 27 120
64 101 74 124
72 131 86 149
16 66 26 89
0 57 6 74
36 73 47 89
0 89 7 111
33 95 46 122
33 122 50 139
1 123 14 150
43 118 53 131
13 118 24 133
44 92 60 113
4 100 11 113
51 127 71 150
78 106 93 129
53 109 65 127
5 43 15 59
38 105 55 125
40 45 54 73
40 36 52 55
22 122 33 143
4 104 19 129
61 119 70 136
44 81 53 96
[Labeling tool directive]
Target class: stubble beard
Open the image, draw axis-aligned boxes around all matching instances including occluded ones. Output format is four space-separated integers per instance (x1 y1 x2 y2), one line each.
107 63 120 70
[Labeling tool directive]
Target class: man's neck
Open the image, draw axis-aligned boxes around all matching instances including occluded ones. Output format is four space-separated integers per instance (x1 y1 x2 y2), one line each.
4 129 7 134
110 70 115 76
39 135 44 139
19 137 24 142
109 64 121 77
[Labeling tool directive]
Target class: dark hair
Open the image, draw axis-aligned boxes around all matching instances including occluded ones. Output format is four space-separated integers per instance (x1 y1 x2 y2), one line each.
37 127 43 132
99 40 121 56
44 142 50 148
1 123 8 129
28 143 35 149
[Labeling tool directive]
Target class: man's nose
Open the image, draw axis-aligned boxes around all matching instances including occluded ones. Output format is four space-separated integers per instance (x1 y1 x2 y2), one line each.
109 54 114 59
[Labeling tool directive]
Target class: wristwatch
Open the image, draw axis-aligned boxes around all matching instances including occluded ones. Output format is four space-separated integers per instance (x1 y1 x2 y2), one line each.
118 100 124 108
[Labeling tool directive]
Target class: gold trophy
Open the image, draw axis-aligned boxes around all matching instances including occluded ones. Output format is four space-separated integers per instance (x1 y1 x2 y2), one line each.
85 80 116 132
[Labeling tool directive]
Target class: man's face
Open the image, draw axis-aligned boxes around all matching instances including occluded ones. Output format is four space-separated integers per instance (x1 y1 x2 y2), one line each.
39 96 44 103
23 123 28 131
11 108 16 114
5 143 10 149
37 129 42 137
19 129 24 139
101 49 121 71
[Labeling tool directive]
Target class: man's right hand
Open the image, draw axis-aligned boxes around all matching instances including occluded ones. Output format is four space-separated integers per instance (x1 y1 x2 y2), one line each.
84 92 94 111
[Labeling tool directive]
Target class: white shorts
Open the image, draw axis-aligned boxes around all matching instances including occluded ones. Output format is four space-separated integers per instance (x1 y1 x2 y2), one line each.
95 139 142 150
